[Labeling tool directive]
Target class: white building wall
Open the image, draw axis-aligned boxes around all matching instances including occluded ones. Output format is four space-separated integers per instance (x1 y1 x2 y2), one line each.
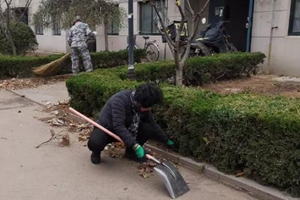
28 0 69 53
22 0 207 59
96 0 182 60
251 0 300 76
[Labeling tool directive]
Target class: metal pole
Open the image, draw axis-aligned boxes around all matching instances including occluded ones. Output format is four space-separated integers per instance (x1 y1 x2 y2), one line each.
128 0 135 80
267 0 277 73
246 0 254 52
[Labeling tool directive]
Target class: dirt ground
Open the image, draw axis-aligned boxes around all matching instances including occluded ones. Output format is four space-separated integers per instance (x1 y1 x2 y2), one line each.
201 74 300 98
2 74 300 98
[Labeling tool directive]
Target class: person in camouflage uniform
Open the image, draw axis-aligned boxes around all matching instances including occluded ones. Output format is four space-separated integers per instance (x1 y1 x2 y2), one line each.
67 16 96 75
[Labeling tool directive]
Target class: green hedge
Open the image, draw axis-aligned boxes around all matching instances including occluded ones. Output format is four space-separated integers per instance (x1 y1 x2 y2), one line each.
66 53 300 196
118 52 265 85
66 70 140 117
0 49 146 79
67 72 300 197
66 51 300 197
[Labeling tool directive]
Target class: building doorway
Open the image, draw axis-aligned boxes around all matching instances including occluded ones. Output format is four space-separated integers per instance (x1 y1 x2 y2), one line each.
208 0 251 52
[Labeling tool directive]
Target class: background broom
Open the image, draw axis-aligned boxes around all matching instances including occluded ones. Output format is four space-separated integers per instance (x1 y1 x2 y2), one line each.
32 30 96 77
32 52 71 77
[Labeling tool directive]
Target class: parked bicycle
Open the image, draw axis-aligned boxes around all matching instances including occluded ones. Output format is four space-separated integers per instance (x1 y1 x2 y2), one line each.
126 34 160 62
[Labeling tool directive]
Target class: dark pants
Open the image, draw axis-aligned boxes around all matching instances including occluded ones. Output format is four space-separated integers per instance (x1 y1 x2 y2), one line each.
87 122 167 155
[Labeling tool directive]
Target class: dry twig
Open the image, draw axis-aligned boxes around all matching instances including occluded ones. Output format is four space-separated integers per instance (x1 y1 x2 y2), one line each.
35 129 70 148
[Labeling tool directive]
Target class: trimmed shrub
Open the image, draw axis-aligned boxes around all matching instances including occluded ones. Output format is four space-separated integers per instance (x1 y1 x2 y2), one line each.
66 70 141 117
66 53 300 196
0 49 146 79
183 52 265 85
118 52 266 86
0 23 38 55
0 54 62 78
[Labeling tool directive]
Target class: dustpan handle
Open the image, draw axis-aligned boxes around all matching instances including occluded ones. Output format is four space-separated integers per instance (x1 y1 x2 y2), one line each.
69 107 122 142
146 154 161 164
69 107 162 163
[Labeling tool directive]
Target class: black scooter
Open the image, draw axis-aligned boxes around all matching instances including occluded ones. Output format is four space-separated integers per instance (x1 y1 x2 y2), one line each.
191 21 238 56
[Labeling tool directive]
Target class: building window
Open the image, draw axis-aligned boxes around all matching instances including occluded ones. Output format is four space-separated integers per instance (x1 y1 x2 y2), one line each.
107 19 119 35
35 20 43 35
139 0 165 35
107 6 120 35
289 0 300 35
52 16 61 35
14 7 29 25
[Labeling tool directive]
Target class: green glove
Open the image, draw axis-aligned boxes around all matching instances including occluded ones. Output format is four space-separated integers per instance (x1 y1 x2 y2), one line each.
167 140 174 146
132 143 145 158
166 140 177 151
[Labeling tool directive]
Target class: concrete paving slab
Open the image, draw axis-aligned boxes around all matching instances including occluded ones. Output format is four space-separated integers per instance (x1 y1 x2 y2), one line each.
0 91 259 200
145 145 298 200
0 90 35 110
12 81 69 106
273 76 300 83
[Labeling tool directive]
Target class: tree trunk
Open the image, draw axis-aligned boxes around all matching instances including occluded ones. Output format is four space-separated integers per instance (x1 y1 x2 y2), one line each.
7 30 17 56
175 62 184 86
103 21 109 51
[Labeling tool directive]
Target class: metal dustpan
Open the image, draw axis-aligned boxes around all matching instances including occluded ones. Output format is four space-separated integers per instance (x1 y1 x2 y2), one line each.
68 107 190 199
146 154 190 199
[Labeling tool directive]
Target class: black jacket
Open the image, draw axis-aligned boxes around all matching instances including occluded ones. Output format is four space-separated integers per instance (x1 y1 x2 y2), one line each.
97 90 168 147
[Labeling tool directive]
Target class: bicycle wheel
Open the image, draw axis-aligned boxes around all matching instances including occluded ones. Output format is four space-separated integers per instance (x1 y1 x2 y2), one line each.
145 43 159 62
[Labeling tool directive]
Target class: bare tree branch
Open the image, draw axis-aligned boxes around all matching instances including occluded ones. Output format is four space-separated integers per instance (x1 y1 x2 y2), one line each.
185 0 194 16
150 1 175 57
181 0 210 63
188 0 210 43
153 20 175 57
146 0 211 85
12 0 32 32
151 1 175 46
175 2 186 43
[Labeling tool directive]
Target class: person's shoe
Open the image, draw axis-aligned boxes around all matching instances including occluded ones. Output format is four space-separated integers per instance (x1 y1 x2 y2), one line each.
90 152 101 164
86 69 93 73
124 148 148 163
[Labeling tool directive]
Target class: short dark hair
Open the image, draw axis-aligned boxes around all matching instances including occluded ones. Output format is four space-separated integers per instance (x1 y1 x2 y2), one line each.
134 83 163 108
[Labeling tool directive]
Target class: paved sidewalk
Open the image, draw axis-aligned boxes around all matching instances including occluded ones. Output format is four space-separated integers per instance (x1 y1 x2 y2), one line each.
0 81 259 200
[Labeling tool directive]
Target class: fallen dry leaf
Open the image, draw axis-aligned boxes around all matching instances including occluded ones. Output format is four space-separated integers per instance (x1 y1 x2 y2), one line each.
235 171 245 177
140 172 151 179
48 118 65 126
105 143 125 158
0 76 69 91
50 110 59 115
58 133 70 147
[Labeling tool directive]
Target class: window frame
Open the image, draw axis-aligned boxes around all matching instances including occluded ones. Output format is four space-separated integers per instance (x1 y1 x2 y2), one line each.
35 19 44 35
107 20 119 35
289 0 300 35
139 1 165 35
52 16 61 36
107 4 120 35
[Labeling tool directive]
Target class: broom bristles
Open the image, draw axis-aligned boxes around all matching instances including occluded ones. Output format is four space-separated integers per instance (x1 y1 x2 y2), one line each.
32 52 71 76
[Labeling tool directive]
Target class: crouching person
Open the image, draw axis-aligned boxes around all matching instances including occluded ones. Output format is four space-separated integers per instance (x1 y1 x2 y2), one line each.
87 83 175 164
